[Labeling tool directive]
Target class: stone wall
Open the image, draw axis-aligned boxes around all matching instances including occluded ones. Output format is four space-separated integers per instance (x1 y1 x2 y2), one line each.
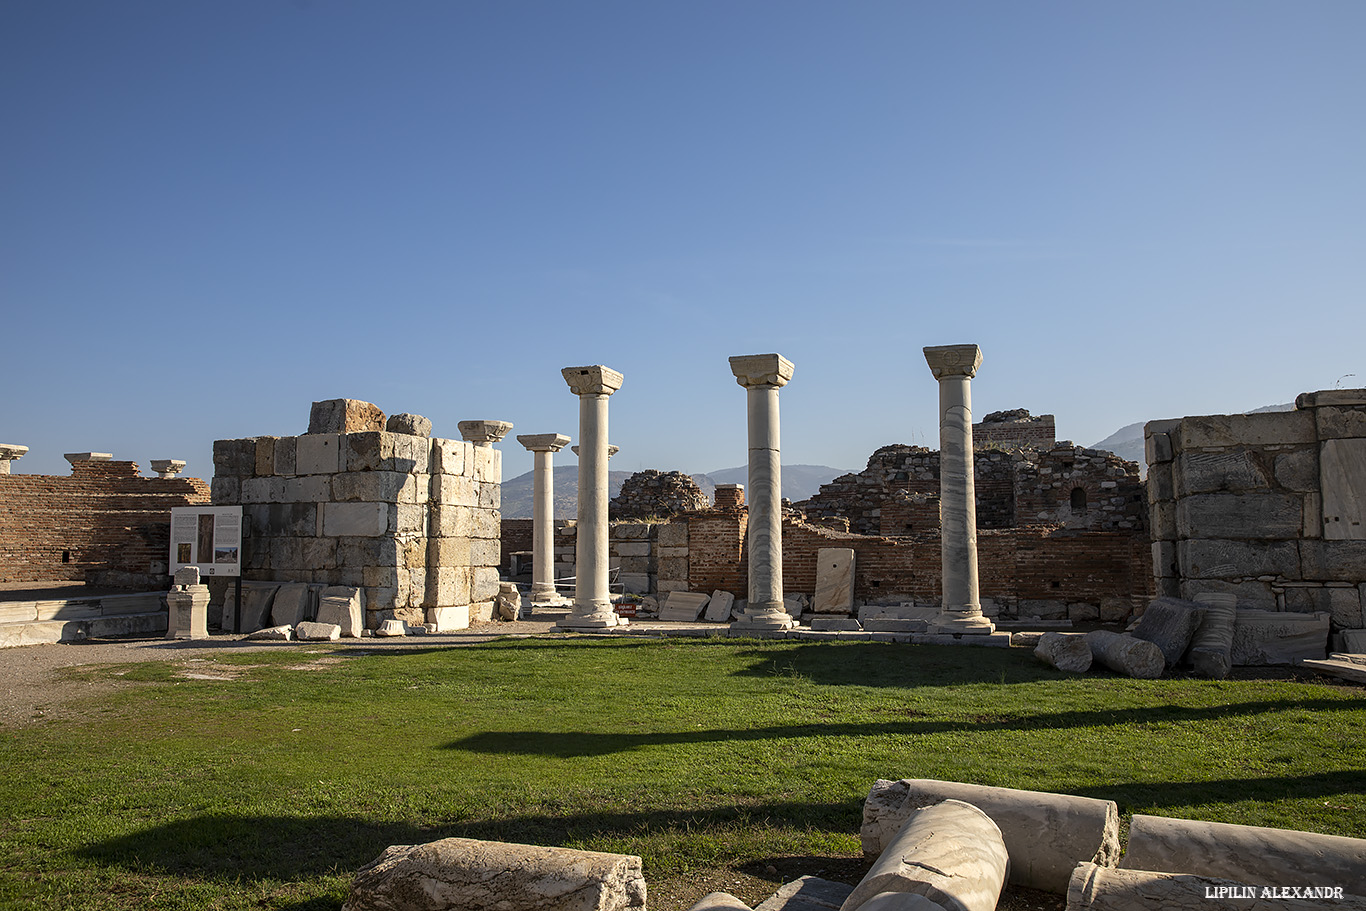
548 520 660 594
211 402 505 627
798 442 1144 537
0 457 210 588
609 470 709 519
1145 389 1366 633
974 409 1056 450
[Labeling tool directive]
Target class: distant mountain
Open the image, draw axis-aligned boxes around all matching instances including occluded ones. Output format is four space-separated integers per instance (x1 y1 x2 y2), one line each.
500 463 854 518
1089 403 1294 475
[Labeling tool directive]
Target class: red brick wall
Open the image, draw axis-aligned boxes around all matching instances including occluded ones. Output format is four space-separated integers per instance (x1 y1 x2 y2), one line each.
0 462 210 587
500 518 535 570
686 512 748 595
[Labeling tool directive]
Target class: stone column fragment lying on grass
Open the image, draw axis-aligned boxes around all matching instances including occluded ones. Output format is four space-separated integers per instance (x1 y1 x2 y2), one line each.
1186 593 1236 678
855 893 948 911
342 836 647 911
1084 630 1164 679
1120 815 1366 889
861 779 1120 895
1068 862 1366 911
842 798 1008 911
686 893 752 911
1033 631 1093 674
1130 597 1203 669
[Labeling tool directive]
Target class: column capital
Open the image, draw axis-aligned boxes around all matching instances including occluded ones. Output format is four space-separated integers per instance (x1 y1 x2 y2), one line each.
458 420 514 446
150 459 187 478
562 365 623 396
923 344 983 380
730 353 794 389
0 444 29 462
573 444 618 459
517 433 571 453
65 452 113 466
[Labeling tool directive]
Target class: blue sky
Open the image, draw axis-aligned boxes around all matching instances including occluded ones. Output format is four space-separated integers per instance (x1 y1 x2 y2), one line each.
3 1 1363 483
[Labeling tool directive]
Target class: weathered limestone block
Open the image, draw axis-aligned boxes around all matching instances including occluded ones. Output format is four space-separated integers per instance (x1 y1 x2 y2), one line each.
296 621 341 641
317 586 365 637
813 548 856 613
1231 610 1329 665
755 876 856 911
324 502 389 537
237 582 281 634
496 582 522 620
1300 539 1366 580
296 433 342 474
1176 410 1315 450
212 438 257 477
659 591 710 621
1185 593 1235 679
471 567 501 602
430 438 470 476
1171 450 1271 497
342 837 646 911
386 413 433 438
1176 492 1303 540
245 625 293 641
861 779 1119 895
704 590 736 622
842 798 1007 911
332 471 410 503
1084 630 1164 679
1068 862 1366 911
1131 597 1204 669
1120 815 1366 888
1034 632 1092 673
271 583 314 629
426 606 469 632
310 398 385 434
658 520 688 547
1322 438 1366 540
1177 539 1301 581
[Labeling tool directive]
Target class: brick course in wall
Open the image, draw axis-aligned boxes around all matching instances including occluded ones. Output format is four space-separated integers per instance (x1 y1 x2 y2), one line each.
0 460 210 588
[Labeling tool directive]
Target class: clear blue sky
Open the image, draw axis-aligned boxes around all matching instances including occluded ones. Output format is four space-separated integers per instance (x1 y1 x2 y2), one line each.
4 1 1363 483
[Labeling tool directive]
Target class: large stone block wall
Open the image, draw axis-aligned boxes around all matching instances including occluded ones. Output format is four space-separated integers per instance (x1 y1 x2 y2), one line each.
211 428 502 627
1145 389 1366 632
543 519 659 594
0 459 210 588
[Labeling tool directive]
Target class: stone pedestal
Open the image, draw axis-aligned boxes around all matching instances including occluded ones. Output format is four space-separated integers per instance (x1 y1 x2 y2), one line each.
729 354 797 631
149 459 186 479
560 366 627 630
517 433 572 604
0 444 28 475
923 345 994 635
166 566 209 639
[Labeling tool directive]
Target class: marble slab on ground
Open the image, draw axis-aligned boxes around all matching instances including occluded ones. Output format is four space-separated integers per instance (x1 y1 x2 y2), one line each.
704 590 735 622
1231 610 1330 665
858 603 940 623
754 876 854 911
812 548 855 613
1302 657 1366 684
810 616 862 631
659 591 710 622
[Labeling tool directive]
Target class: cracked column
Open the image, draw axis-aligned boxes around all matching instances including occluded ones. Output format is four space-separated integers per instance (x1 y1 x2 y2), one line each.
729 353 797 631
517 433 572 605
560 365 627 629
924 344 994 635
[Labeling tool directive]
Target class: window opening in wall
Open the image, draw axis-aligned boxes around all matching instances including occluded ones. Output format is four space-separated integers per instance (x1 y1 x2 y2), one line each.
62 550 71 563
1070 487 1088 513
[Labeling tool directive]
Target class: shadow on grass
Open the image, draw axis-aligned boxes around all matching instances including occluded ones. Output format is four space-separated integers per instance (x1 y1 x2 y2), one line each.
74 799 859 884
444 697 1361 757
1073 769 1366 814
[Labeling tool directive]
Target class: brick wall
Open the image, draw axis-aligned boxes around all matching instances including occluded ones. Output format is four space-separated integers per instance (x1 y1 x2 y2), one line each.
0 461 210 587
974 410 1056 450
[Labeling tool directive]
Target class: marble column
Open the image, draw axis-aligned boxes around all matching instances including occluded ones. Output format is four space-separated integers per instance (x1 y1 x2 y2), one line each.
560 365 627 629
924 344 994 634
0 444 28 475
729 353 796 631
149 459 186 479
517 433 572 604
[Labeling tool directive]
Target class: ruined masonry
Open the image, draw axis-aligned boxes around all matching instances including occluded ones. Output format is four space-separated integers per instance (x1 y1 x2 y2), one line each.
211 399 509 629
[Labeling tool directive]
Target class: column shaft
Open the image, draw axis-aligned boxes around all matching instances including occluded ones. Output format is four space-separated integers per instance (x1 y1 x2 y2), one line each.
747 384 784 612
939 374 980 613
531 449 556 599
575 392 613 617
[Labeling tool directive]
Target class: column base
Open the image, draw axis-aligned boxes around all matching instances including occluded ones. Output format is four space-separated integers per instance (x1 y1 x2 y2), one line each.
731 605 797 631
556 607 628 630
933 613 996 635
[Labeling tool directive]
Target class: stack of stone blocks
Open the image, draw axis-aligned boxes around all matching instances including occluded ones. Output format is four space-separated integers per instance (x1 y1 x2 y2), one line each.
211 399 506 630
1145 389 1366 646
552 520 660 596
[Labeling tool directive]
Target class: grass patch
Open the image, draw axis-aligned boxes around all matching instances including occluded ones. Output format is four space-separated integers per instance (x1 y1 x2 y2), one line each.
0 638 1363 909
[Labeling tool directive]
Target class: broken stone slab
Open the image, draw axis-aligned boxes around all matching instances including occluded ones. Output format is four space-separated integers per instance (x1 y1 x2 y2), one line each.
317 586 365 637
1121 814 1366 887
755 876 856 911
659 591 711 622
309 398 386 434
271 582 314 629
386 412 433 438
1302 657 1366 684
704 590 736 622
1185 593 1236 679
1231 610 1330 665
296 621 341 641
1068 862 1366 911
861 779 1120 895
811 617 863 632
1084 630 1164 679
374 619 407 637
245 625 293 641
341 837 646 911
783 593 810 618
842 798 1007 911
497 582 522 621
238 582 281 634
813 548 856 613
687 894 753 911
1130 597 1203 669
1033 632 1092 673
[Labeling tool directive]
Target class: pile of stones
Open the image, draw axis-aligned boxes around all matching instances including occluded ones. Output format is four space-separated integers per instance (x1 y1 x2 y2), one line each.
609 470 710 520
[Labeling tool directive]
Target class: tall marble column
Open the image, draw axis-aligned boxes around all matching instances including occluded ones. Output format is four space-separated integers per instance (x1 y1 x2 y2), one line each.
517 433 571 604
923 344 994 634
559 365 627 629
729 353 797 631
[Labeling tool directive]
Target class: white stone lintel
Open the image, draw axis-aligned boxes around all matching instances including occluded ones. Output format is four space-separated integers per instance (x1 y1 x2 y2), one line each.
64 452 113 465
517 433 571 453
924 344 984 380
562 365 624 397
730 353 794 389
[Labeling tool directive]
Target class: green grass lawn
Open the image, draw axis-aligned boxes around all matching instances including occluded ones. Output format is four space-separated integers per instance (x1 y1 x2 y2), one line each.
1 638 1362 910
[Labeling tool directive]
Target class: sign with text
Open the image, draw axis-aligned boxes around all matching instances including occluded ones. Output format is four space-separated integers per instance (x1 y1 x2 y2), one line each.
169 506 243 577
